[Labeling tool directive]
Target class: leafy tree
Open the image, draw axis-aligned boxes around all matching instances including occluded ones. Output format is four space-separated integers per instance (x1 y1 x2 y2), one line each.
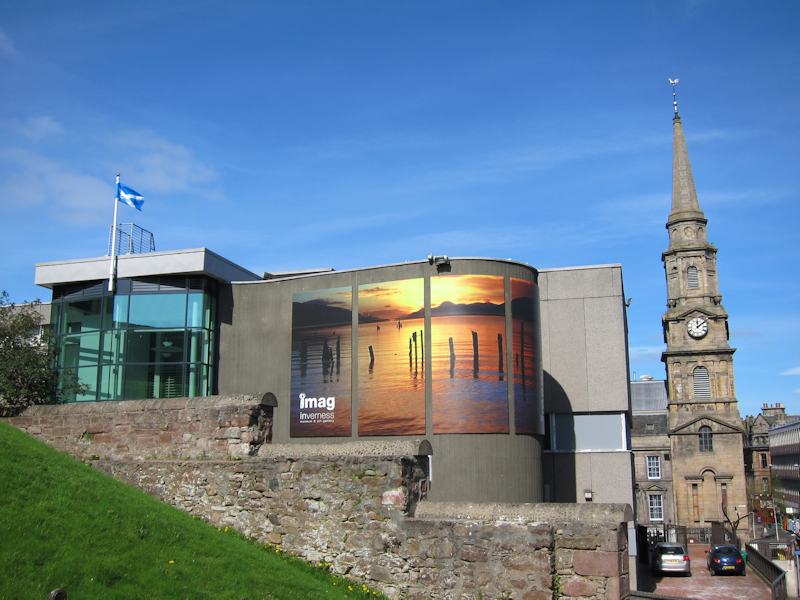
0 291 57 415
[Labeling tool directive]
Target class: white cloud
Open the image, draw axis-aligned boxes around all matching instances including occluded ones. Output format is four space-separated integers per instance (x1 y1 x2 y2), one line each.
0 147 110 224
781 367 800 376
10 116 65 141
629 345 665 360
111 131 223 200
0 30 17 58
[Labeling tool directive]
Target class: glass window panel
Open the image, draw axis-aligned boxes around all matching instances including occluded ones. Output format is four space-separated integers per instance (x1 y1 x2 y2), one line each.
128 294 187 329
186 363 208 397
61 298 103 334
60 333 101 368
124 363 184 400
101 330 126 365
187 293 205 328
553 413 625 451
127 330 185 363
158 277 186 292
112 295 129 328
58 366 98 402
99 364 124 401
186 329 213 364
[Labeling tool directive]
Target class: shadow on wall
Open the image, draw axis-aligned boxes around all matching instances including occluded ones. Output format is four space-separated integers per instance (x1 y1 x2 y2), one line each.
543 370 576 503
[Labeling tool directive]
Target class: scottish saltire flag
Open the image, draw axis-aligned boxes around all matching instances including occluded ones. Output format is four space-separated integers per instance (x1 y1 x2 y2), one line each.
117 183 144 211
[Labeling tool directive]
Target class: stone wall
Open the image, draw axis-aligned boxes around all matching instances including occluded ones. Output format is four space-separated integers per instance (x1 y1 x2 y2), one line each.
7 394 273 461
5 397 631 599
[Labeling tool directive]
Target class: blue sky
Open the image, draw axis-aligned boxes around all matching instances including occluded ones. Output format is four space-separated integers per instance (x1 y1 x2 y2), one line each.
1 1 798 417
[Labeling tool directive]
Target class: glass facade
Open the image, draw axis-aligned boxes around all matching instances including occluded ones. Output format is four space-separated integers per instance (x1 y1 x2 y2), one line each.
51 277 216 402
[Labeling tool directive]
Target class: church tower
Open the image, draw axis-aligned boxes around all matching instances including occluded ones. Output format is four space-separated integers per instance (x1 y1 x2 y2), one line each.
661 85 747 531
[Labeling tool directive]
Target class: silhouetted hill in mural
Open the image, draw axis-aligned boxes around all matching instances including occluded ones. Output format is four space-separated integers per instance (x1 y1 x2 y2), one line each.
292 300 352 328
406 301 505 319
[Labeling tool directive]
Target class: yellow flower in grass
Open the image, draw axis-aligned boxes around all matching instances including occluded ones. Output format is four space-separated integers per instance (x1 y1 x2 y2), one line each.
168 560 175 564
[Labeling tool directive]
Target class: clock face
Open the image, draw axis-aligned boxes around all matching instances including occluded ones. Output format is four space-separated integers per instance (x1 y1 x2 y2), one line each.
687 317 708 339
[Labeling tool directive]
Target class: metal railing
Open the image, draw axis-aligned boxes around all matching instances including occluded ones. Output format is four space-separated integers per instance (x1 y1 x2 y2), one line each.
107 223 156 256
747 543 787 600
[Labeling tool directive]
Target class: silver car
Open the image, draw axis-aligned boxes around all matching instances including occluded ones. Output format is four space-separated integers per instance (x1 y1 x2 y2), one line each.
651 542 692 576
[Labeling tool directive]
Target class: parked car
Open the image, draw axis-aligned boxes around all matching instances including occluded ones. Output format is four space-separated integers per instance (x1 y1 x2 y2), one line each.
651 542 692 576
707 544 745 576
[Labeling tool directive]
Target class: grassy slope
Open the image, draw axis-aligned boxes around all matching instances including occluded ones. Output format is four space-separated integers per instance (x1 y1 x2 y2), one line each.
0 423 380 600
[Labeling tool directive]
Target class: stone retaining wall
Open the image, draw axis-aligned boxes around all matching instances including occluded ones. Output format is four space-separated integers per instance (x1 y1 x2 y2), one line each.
5 397 630 599
7 394 273 460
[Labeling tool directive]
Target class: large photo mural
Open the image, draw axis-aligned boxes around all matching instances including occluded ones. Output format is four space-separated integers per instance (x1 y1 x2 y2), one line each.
290 287 352 437
357 278 426 435
511 277 543 435
431 274 509 434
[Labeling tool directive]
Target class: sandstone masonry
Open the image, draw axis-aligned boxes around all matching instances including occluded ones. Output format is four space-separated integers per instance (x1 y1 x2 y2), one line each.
6 395 631 600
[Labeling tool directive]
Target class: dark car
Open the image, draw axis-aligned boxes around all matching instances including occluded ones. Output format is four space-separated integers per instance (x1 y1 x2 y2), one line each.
707 544 745 576
651 543 691 576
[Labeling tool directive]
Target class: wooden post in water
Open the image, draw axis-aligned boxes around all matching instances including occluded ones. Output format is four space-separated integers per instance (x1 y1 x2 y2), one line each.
520 320 526 386
413 331 418 369
322 339 331 379
497 333 504 374
368 345 375 371
409 337 412 369
449 336 455 378
336 336 341 374
471 330 479 376
420 330 424 369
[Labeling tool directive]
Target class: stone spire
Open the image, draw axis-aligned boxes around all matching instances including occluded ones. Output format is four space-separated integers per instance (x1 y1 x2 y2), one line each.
669 113 706 228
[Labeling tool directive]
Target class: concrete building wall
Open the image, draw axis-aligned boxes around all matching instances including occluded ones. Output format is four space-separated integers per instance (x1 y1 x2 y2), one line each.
217 258 544 504
538 265 634 508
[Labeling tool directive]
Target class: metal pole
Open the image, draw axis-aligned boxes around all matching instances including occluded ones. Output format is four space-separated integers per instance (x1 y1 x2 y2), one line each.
108 173 120 292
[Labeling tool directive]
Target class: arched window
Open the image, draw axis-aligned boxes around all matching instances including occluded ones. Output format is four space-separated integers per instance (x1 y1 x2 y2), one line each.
699 426 713 452
693 366 711 400
687 266 699 289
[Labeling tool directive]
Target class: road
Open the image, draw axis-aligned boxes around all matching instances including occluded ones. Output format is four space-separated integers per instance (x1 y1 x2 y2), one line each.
636 543 772 600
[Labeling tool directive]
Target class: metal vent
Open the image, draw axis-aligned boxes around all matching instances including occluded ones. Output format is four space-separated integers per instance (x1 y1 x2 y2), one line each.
687 266 699 289
693 366 711 400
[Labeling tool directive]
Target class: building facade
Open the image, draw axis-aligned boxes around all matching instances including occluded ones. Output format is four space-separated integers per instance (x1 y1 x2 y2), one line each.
631 378 674 527
770 420 800 522
743 403 800 529
661 106 748 529
34 252 635 512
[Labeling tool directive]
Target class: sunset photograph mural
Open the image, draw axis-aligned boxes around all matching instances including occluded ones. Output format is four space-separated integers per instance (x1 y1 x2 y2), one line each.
511 278 543 435
431 274 509 434
358 278 425 435
290 287 352 437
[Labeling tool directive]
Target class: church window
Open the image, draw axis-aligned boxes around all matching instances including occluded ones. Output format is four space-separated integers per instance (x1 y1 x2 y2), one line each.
693 367 711 400
762 477 769 493
720 482 728 513
761 453 769 468
648 494 664 522
687 266 699 289
691 484 700 521
699 426 713 452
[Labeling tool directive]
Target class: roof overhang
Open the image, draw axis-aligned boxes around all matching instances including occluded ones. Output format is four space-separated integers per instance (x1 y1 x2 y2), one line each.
35 248 260 289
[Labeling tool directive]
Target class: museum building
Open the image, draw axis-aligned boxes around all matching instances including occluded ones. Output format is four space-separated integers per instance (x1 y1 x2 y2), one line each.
34 250 634 507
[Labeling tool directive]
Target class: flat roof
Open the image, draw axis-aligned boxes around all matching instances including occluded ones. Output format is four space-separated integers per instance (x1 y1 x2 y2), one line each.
233 256 539 285
35 248 260 288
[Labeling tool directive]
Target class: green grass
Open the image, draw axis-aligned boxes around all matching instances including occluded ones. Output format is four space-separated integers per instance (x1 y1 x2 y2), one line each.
0 422 383 600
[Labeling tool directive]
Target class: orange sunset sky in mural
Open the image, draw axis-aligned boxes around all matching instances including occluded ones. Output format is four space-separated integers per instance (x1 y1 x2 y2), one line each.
431 274 504 307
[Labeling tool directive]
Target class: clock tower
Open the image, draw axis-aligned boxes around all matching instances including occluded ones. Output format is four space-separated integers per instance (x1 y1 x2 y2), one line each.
661 87 747 531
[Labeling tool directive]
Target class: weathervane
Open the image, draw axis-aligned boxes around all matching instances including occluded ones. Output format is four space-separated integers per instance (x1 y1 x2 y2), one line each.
668 77 680 116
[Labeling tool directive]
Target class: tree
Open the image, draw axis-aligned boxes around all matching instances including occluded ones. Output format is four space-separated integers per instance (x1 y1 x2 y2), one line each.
0 291 56 415
721 501 752 544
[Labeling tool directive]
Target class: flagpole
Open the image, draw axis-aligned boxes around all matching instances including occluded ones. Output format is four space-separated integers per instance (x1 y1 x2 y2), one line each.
108 173 120 292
